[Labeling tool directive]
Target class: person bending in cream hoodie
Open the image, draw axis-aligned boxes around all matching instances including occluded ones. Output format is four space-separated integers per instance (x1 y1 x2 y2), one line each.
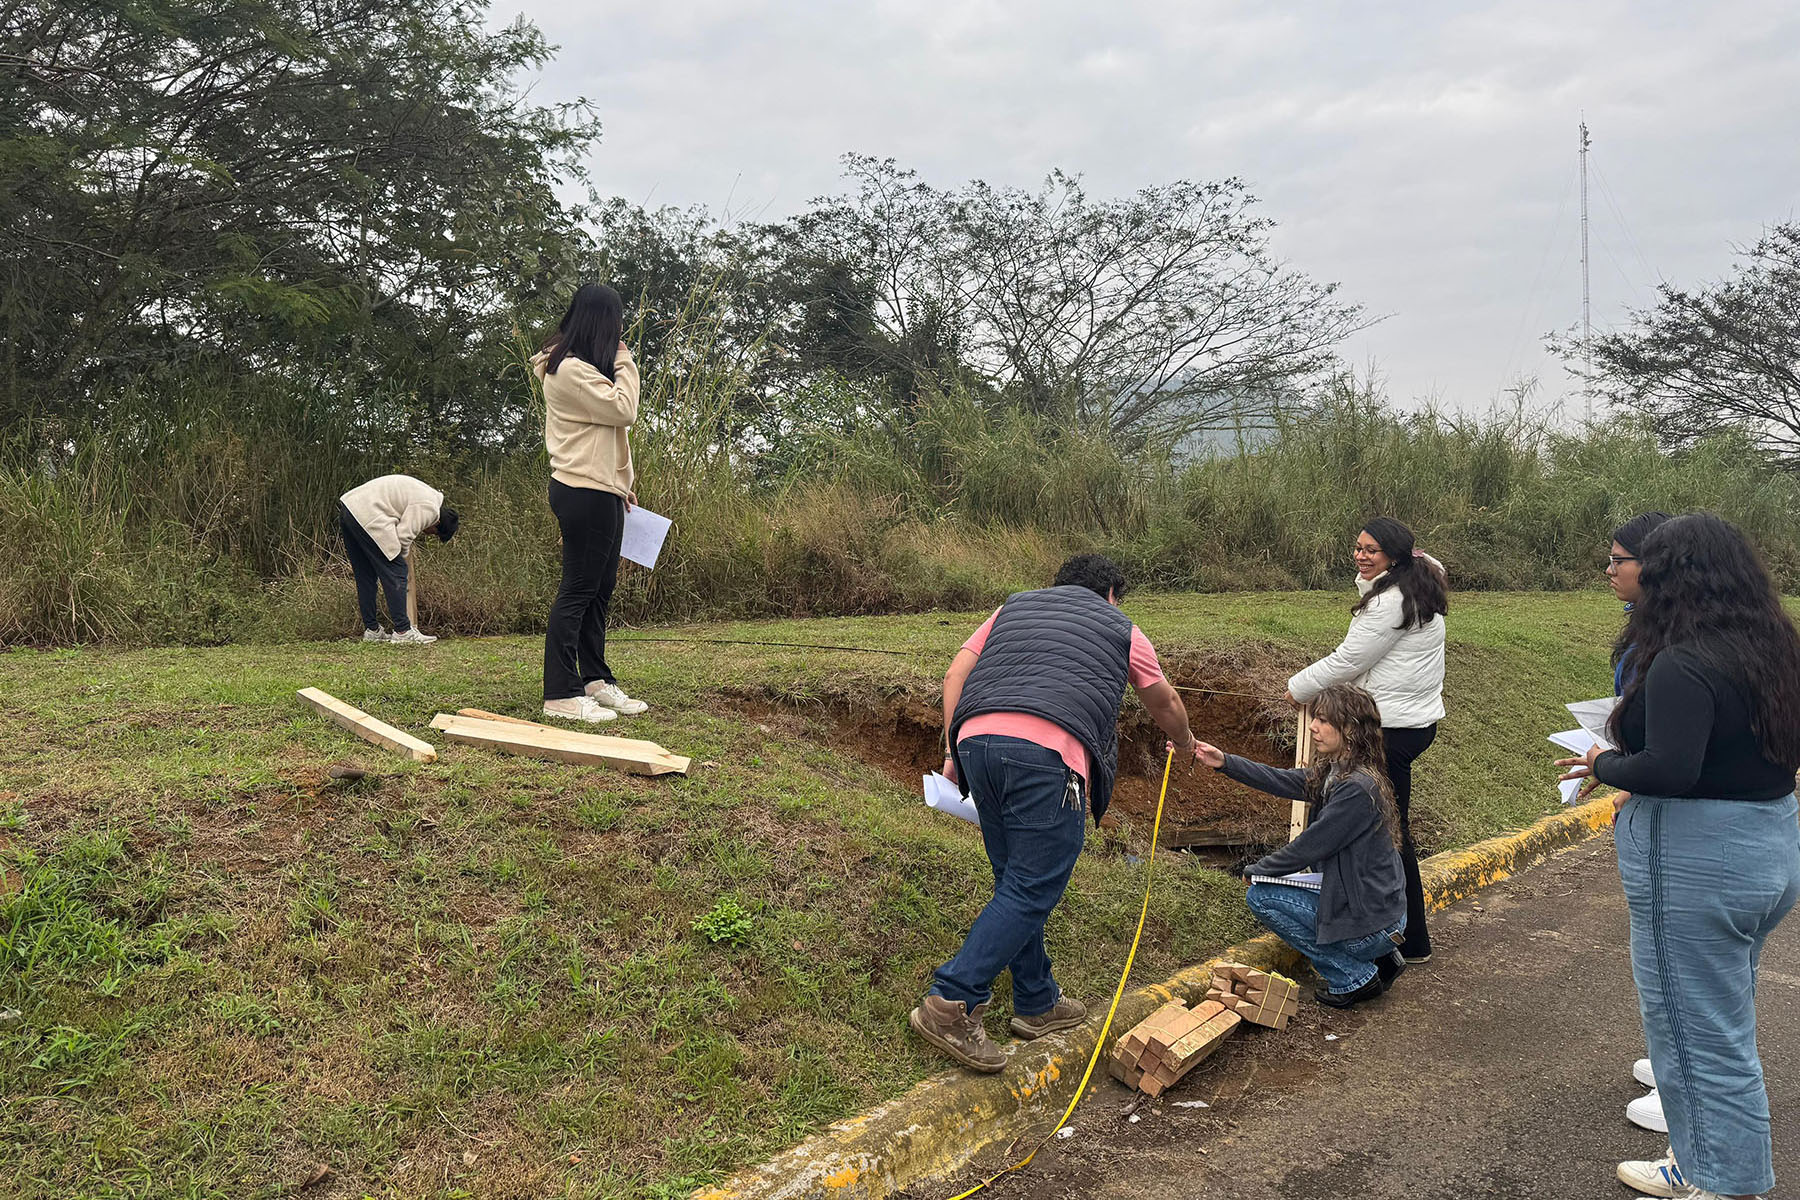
531 282 649 724
338 474 458 644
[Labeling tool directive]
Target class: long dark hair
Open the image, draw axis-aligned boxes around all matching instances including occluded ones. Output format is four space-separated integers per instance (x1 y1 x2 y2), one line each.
1350 516 1449 631
542 283 624 380
1304 684 1403 849
1609 510 1672 674
1612 513 1800 769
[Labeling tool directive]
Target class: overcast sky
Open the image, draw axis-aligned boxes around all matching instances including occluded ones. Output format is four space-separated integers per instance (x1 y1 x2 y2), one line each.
502 1 1800 414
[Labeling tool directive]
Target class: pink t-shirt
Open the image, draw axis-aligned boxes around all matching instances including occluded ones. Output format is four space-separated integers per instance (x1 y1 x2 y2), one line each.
956 608 1166 782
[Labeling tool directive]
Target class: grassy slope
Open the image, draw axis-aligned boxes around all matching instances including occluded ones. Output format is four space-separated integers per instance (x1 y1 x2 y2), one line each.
0 592 1624 1199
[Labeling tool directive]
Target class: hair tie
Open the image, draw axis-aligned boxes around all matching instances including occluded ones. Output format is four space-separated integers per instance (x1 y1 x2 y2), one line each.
1412 549 1424 557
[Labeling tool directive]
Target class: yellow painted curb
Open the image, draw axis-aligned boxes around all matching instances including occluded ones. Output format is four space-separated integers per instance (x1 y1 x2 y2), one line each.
693 795 1616 1200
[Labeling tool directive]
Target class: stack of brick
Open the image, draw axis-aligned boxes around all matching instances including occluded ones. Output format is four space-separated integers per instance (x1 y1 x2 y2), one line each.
1108 998 1241 1096
1204 962 1301 1030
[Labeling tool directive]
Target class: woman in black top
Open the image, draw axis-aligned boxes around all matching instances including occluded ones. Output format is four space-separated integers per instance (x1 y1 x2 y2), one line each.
1558 513 1800 1200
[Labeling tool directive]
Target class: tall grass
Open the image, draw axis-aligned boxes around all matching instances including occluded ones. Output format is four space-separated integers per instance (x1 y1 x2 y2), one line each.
6 353 1799 648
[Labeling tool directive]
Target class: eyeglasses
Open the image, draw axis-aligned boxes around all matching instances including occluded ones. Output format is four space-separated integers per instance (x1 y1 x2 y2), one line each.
1607 555 1638 567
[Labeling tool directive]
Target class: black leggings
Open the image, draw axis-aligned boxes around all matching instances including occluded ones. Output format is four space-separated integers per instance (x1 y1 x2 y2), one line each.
1384 723 1438 959
543 479 625 701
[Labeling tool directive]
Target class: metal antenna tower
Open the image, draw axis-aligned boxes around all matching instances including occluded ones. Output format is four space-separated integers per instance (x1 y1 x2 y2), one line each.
1579 120 1592 424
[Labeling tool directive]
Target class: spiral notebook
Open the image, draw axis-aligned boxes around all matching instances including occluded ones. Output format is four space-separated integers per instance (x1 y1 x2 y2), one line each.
1249 871 1323 891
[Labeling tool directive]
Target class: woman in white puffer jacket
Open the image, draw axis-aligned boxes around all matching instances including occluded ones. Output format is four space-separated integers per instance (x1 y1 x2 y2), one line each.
1287 516 1448 964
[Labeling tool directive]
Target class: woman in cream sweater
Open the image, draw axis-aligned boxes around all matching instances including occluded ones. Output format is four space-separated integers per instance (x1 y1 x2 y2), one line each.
1287 516 1447 963
532 283 648 724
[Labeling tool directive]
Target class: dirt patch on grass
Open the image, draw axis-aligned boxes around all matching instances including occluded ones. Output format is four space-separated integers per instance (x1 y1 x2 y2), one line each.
721 644 1306 853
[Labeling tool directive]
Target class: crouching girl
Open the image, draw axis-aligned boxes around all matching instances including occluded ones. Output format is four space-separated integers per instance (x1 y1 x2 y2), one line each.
1197 684 1408 1009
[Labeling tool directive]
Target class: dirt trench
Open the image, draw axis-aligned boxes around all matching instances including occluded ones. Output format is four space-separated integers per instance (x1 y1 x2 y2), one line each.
724 647 1305 856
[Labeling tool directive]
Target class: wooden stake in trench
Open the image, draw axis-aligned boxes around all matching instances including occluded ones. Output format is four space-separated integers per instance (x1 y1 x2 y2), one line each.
1288 704 1314 841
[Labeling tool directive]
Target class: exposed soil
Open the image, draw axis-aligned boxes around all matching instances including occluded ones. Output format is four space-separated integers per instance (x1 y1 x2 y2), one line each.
722 645 1306 854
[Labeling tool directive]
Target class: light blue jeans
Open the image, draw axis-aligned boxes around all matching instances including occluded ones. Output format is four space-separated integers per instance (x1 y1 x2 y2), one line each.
1616 793 1800 1196
1246 882 1404 994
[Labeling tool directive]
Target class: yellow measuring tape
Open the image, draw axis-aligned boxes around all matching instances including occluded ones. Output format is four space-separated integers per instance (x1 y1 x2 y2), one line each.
942 745 1174 1200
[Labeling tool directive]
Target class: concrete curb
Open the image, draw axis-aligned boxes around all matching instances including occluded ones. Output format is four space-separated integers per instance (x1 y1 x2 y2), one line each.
693 795 1617 1200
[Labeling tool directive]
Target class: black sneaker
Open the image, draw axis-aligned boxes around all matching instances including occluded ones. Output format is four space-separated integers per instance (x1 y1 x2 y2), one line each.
1376 950 1407 992
1315 975 1384 1009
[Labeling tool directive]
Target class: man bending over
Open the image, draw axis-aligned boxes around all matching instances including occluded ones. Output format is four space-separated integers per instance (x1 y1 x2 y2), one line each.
911 554 1202 1072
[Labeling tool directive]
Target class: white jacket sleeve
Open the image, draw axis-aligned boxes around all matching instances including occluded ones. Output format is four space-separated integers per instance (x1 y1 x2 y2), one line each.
1288 590 1407 702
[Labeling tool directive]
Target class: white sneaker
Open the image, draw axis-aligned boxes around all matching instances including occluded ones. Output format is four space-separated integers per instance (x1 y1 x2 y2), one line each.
1617 1148 1688 1198
361 628 389 643
542 696 617 724
584 680 648 714
1628 1088 1669 1133
389 628 437 645
1634 1057 1657 1088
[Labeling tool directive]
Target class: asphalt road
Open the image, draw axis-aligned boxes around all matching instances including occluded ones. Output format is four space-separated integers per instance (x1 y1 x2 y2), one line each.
918 832 1800 1200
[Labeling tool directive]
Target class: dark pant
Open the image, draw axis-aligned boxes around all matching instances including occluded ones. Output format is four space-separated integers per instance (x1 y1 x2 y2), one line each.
543 479 625 701
1384 723 1437 959
930 735 1088 1017
339 503 411 633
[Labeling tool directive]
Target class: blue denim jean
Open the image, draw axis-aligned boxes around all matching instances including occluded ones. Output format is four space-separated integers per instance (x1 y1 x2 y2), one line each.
930 735 1087 1017
1616 792 1800 1196
1246 882 1404 994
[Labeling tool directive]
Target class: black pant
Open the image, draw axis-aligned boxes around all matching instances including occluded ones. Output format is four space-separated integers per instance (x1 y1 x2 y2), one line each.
339 502 411 633
543 479 625 701
1384 723 1438 959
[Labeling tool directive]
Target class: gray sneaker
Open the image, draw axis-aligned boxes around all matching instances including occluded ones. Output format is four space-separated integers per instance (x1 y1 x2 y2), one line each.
909 994 1005 1073
361 628 389 642
1010 995 1089 1039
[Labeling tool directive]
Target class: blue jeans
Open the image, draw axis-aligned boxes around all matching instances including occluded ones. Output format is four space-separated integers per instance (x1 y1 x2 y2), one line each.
1246 883 1404 994
1616 793 1800 1196
931 735 1087 1017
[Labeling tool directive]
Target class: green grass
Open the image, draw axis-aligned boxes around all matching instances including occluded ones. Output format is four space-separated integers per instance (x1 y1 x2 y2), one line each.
0 592 1629 1198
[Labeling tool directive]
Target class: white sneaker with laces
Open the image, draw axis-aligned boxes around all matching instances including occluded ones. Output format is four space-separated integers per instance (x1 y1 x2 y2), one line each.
1628 1087 1668 1133
1617 1148 1688 1198
361 628 389 643
1634 1057 1657 1088
585 680 648 714
543 696 618 724
389 628 437 645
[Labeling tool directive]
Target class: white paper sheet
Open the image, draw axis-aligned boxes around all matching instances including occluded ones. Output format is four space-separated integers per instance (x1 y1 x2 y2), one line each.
619 506 672 569
1548 728 1601 804
923 772 980 826
1548 728 1599 754
1566 697 1618 747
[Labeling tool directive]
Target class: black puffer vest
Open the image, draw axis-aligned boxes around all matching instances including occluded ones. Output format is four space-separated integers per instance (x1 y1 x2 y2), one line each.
949 586 1134 823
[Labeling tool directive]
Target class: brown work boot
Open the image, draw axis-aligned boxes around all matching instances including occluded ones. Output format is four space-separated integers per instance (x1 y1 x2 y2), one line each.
909 993 1006 1073
1010 994 1089 1040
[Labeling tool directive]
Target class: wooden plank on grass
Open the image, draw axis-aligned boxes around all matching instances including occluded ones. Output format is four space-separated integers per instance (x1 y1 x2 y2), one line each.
427 713 690 776
298 687 436 762
456 707 563 733
440 711 671 756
